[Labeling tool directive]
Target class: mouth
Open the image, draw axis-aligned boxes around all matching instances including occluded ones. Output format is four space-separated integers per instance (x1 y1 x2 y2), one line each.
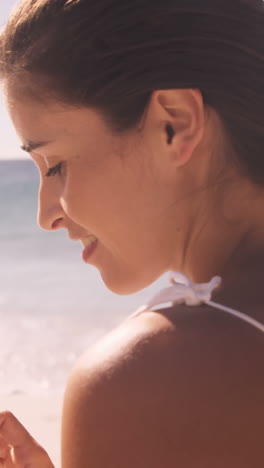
81 234 98 248
81 235 98 262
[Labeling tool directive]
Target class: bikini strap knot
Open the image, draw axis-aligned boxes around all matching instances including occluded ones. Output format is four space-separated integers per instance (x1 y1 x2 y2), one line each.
168 272 222 306
137 272 222 313
131 272 264 334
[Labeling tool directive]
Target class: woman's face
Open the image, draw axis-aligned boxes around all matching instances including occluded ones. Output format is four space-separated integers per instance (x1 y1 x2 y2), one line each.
4 87 195 294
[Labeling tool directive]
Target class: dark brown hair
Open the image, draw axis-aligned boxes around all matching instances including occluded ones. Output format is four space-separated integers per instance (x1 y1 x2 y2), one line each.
0 0 263 182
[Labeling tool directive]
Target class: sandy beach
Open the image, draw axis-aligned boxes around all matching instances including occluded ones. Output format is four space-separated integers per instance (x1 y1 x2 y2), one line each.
0 392 63 467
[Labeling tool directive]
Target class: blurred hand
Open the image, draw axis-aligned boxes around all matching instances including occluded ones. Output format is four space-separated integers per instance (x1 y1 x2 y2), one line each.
0 411 54 468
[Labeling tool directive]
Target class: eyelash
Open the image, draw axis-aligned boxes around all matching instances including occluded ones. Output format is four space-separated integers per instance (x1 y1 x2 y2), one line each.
45 162 62 177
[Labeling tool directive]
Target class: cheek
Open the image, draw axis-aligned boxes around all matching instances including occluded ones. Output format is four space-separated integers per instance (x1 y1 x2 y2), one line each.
60 164 107 228
60 149 159 241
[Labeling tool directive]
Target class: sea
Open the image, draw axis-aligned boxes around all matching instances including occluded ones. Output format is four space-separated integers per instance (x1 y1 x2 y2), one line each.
0 159 168 395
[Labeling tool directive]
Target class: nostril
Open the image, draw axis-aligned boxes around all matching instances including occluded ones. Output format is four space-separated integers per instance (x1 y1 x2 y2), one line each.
51 218 64 230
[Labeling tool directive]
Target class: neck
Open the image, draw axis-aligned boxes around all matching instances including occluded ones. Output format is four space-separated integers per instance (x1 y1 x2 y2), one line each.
178 177 264 289
182 216 264 322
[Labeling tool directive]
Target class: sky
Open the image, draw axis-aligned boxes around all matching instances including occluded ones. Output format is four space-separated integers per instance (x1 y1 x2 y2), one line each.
0 0 27 160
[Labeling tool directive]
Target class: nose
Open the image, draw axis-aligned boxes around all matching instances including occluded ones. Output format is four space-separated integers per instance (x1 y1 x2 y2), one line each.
37 178 66 231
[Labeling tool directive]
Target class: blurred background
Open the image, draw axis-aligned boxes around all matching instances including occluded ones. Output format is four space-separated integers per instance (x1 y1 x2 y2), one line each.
0 1 167 396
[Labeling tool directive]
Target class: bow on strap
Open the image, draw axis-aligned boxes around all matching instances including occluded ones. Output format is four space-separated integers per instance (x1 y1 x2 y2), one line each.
139 272 222 313
132 272 264 334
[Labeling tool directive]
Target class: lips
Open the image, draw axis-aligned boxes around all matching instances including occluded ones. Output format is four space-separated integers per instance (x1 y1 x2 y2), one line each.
81 234 98 248
67 232 98 261
82 237 98 262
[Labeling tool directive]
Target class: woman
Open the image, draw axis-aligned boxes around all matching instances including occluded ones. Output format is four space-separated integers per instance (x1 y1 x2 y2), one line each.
0 0 263 466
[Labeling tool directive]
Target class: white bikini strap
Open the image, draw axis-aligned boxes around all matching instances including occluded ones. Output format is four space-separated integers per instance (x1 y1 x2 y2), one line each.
131 271 264 334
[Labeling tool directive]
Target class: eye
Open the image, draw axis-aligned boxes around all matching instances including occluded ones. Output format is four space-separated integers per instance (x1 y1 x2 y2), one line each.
46 162 62 177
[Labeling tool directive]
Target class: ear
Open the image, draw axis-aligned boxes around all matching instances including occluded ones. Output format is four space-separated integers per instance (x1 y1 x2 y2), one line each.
146 89 205 167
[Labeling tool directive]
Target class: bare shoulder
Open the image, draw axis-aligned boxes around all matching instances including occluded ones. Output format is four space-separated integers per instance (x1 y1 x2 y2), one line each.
61 306 264 468
61 310 183 467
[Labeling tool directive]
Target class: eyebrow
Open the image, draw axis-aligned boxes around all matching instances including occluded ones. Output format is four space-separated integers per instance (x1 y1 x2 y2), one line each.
20 140 52 153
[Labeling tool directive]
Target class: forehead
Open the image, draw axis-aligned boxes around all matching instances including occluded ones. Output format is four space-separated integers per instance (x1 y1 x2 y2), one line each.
2 79 110 147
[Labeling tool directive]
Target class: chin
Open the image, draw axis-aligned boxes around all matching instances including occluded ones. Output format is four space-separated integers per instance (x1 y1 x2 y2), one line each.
101 275 144 295
100 267 163 296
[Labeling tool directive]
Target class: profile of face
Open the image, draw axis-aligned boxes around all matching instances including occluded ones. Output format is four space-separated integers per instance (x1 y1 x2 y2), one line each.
4 82 207 294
